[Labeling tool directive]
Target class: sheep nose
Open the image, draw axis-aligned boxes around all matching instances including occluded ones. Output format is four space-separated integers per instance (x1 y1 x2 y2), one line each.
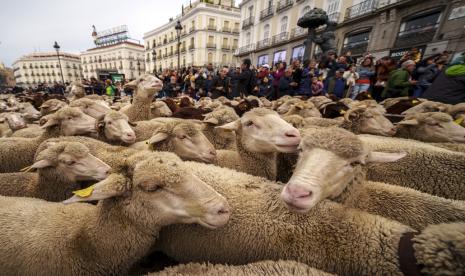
286 185 312 199
285 129 300 138
209 149 217 156
216 204 230 215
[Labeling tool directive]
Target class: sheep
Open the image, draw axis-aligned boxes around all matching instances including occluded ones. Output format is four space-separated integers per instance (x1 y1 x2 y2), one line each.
96 111 137 145
11 124 43 138
130 119 216 163
152 260 334 276
282 114 308 129
0 141 110 201
69 97 111 120
2 112 27 131
0 152 230 276
0 107 97 173
150 100 173 118
202 106 239 150
447 102 465 127
214 108 301 180
341 101 397 136
39 99 68 116
359 134 465 200
283 101 322 118
121 74 164 122
280 127 465 230
401 100 450 115
17 102 41 122
381 97 423 115
155 160 465 275
395 112 465 143
276 98 302 114
67 81 86 100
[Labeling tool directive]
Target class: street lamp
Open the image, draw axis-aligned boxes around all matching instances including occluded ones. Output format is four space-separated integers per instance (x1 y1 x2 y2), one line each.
137 59 141 76
152 48 157 74
175 20 183 69
53 41 65 85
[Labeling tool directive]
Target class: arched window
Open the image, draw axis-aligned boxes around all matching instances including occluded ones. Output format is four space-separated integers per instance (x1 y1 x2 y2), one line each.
208 52 213 63
263 24 270 39
280 16 288 33
302 5 311 16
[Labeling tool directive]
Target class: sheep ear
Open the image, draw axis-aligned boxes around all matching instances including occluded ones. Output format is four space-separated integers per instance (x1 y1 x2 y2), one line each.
40 117 59 128
63 174 128 204
367 152 407 163
128 121 137 127
215 119 240 131
123 79 139 89
31 159 53 169
97 121 105 131
204 117 219 125
398 119 418 126
148 132 169 144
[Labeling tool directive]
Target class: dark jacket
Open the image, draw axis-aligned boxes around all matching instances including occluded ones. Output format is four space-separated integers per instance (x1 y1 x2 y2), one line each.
232 68 252 97
211 75 229 99
278 76 293 98
423 71 465 105
324 76 346 99
415 64 439 87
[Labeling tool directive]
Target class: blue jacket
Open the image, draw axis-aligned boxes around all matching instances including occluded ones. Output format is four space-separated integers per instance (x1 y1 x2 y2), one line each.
324 76 346 99
356 66 375 80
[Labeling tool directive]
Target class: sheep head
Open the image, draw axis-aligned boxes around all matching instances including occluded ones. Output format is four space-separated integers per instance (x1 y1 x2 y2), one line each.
3 112 27 131
151 101 173 117
344 102 396 136
124 74 163 98
40 99 68 116
40 107 97 136
97 111 136 145
63 153 230 229
284 101 322 118
276 98 302 114
216 108 301 153
69 81 87 99
17 102 41 121
397 112 465 143
281 127 406 213
31 141 110 182
448 103 465 128
70 98 111 120
402 101 451 115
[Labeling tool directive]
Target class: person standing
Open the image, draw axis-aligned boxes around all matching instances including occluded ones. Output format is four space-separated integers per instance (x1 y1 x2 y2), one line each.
290 59 303 95
105 79 117 97
413 56 439 98
278 68 294 98
210 67 229 99
231 58 253 98
352 56 375 99
382 60 417 99
271 62 286 100
324 69 346 99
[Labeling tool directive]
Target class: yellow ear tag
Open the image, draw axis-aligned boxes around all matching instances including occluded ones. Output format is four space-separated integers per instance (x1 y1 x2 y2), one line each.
454 117 464 125
340 110 346 115
412 100 419 104
20 165 35 172
72 185 95 198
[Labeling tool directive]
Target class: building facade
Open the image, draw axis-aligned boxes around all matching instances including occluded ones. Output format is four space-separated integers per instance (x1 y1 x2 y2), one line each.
12 52 82 88
237 0 465 65
81 41 146 80
143 0 241 72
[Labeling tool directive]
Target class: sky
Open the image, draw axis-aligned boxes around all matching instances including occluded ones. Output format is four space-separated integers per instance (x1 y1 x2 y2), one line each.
0 0 215 67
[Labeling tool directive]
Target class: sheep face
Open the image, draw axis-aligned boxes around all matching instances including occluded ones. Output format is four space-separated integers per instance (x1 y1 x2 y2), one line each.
69 83 86 98
285 102 321 118
402 101 450 115
99 112 136 144
41 107 97 136
151 101 173 117
218 109 301 153
398 112 465 143
40 99 67 116
4 113 27 131
70 98 111 120
65 156 230 229
18 102 41 121
276 99 302 114
124 74 163 97
346 107 397 136
33 142 110 182
281 128 406 213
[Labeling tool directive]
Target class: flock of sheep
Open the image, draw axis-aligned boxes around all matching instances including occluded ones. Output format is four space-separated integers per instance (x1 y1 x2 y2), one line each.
0 73 464 275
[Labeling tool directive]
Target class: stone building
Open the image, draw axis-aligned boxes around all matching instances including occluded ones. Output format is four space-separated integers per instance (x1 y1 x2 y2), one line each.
236 0 465 65
12 52 82 88
143 0 241 72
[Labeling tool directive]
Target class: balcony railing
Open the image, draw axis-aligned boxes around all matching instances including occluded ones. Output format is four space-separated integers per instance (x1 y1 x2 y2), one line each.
207 43 216 49
345 0 378 20
189 27 195 33
290 27 306 39
232 28 240 34
181 46 187 53
256 38 272 50
207 24 217 31
242 17 254 30
221 44 231 50
237 44 255 55
394 25 437 48
189 44 195 50
260 6 274 20
272 32 289 45
328 12 341 23
222 27 231 33
276 0 293 13
342 41 369 56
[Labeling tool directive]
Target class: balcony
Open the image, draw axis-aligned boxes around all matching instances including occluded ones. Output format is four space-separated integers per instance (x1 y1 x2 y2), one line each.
189 27 195 33
222 27 231 33
221 44 231 50
328 12 341 23
181 46 187 53
189 44 195 50
256 38 272 50
342 41 369 56
207 24 216 31
393 25 437 49
260 6 274 20
345 0 378 21
169 37 174 43
163 39 168 44
242 17 254 30
237 44 255 55
290 27 306 39
232 28 240 34
207 43 216 49
276 0 293 13
272 32 289 45
169 51 173 56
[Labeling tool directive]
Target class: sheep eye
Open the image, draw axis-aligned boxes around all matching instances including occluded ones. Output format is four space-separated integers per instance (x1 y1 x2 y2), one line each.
350 161 361 167
178 134 187 139
245 121 254 127
67 117 72 120
107 121 112 125
66 160 76 166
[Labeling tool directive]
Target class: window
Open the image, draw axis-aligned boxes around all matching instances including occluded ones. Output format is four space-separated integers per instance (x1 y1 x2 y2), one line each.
342 30 370 56
208 36 214 43
246 32 251 45
263 24 270 39
209 18 215 26
280 16 288 33
223 37 228 45
224 20 230 28
326 0 340 14
248 6 254 17
398 12 441 36
222 54 227 64
208 52 213 63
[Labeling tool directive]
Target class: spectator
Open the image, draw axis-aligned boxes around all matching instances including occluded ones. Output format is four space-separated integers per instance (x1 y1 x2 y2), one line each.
231 58 253 98
278 68 294 98
210 67 229 99
352 56 375 99
311 76 324 96
413 56 440 97
291 59 303 94
257 64 273 98
271 62 286 100
382 60 417 99
324 69 346 99
229 67 241 99
344 51 355 66
373 57 396 101
105 79 117 97
195 69 207 98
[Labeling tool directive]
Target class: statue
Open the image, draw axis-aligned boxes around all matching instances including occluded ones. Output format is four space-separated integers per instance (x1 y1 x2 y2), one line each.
297 8 337 63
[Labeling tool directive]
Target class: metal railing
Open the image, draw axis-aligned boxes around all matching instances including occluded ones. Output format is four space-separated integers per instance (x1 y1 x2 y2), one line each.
221 44 231 50
256 38 271 50
237 44 255 55
206 43 216 49
207 24 217 31
328 12 341 23
222 27 231 32
189 44 195 50
242 17 254 29
260 6 274 20
290 27 306 39
345 0 378 20
232 28 240 34
276 0 293 13
272 32 289 45
189 27 195 33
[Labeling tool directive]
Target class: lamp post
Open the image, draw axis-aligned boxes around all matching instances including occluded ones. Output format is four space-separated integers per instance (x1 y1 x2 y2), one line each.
152 48 157 74
53 41 65 84
137 59 141 76
175 20 183 69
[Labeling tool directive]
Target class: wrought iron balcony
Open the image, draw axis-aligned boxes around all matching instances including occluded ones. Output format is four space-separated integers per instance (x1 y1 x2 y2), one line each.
222 27 231 33
276 0 293 13
393 26 437 49
256 38 272 50
260 6 274 20
221 44 231 50
272 32 289 45
345 0 378 20
328 12 341 23
242 17 254 30
189 44 195 50
290 27 306 39
232 28 240 34
181 46 187 53
189 27 195 33
237 44 255 55
342 41 369 56
207 24 217 31
206 43 216 49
